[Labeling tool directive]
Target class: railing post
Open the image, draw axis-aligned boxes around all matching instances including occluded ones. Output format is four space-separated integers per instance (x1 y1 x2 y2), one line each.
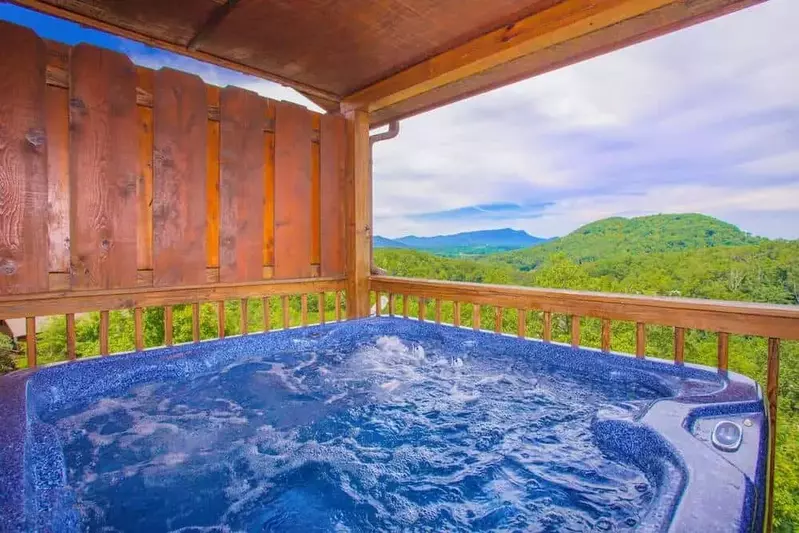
766 338 780 533
344 108 371 318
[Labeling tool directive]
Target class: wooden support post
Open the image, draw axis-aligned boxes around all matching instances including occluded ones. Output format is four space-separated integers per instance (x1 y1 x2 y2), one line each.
674 327 685 364
418 297 426 322
344 109 371 318
301 294 308 326
66 313 76 360
601 318 611 352
636 322 646 358
495 307 503 334
571 315 580 347
542 311 551 342
26 317 36 368
473 304 481 331
100 311 109 355
766 338 780 533
263 296 271 331
241 298 249 334
217 301 225 338
318 293 326 324
374 292 381 316
282 295 290 328
134 307 144 351
335 292 342 322
435 299 442 324
192 302 200 342
164 307 173 346
517 309 526 338
388 293 395 316
453 301 461 327
402 295 409 318
717 331 729 372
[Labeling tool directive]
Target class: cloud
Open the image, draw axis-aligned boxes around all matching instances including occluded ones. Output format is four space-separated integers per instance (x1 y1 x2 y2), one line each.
373 0 799 239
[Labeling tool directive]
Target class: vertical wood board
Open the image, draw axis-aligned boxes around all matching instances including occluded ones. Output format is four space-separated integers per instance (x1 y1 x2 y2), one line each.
320 114 346 277
152 68 207 286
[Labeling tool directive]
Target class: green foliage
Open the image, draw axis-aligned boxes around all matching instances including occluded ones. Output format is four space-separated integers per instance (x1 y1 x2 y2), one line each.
0 334 16 374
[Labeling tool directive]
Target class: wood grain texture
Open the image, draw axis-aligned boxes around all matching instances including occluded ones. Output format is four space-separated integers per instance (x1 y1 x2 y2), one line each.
435 299 442 324
311 115 321 268
318 292 325 325
192 302 200 342
0 23 49 294
99 310 109 355
134 307 143 350
766 337 780 533
69 44 138 290
335 291 341 321
320 114 346 276
571 315 580 347
495 307 503 333
240 298 249 334
66 312 76 359
344 110 371 316
136 67 154 272
636 322 646 358
274 102 312 279
152 68 207 286
262 296 271 331
301 293 308 326
542 311 551 342
472 304 481 330
46 85 70 274
717 331 729 372
674 326 685 363
282 295 289 328
418 298 426 322
371 276 799 341
164 306 173 346
206 85 220 268
217 301 225 338
389 293 396 317
601 318 611 352
219 86 266 282
517 309 526 338
374 291 381 316
453 301 460 327
26 316 36 367
263 100 276 267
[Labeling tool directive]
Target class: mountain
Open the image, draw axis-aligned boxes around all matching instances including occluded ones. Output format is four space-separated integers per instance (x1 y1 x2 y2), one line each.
486 214 762 271
374 228 547 256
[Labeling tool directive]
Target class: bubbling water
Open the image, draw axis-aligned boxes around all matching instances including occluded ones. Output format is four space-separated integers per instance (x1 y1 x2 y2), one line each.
47 334 663 532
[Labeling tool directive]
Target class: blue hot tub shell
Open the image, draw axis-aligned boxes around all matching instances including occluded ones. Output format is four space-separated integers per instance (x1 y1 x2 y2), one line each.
0 317 768 532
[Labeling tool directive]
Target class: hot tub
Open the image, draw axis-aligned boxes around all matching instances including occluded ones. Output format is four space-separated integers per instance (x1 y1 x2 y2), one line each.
0 317 767 532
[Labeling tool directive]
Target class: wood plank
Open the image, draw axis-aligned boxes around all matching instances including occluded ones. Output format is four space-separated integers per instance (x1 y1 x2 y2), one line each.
403 295 409 319
26 316 36 368
374 291 381 317
418 298 426 322
335 291 341 322
472 304 481 331
370 276 799 341
453 301 460 327
320 114 346 276
571 316 580 348
0 23 48 294
318 293 325 325
388 293 395 317
601 318 611 353
674 327 685 363
70 44 138 289
99 310 109 355
241 298 248 334
636 322 646 358
136 67 154 273
134 307 143 350
495 307 503 333
717 332 729 372
542 311 551 342
12 0 340 102
343 0 677 113
435 299 442 324
344 110 371 317
263 100 276 268
192 302 200 342
274 102 312 279
766 337 780 533
301 294 308 326
206 85 220 268
219 86 266 282
164 306 173 346
311 115 321 269
45 85 70 274
217 301 225 338
517 309 526 338
152 68 207 286
263 296 271 331
282 295 289 328
66 313 76 359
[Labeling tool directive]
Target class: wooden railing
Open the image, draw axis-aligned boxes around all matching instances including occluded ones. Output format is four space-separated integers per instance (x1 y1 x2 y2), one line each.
370 275 799 529
0 278 347 368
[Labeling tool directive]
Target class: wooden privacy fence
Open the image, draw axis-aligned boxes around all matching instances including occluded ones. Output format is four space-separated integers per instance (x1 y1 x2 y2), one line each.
0 21 347 297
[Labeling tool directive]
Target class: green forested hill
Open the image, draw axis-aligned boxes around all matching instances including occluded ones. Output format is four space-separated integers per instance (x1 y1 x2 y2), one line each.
374 217 799 530
490 213 762 270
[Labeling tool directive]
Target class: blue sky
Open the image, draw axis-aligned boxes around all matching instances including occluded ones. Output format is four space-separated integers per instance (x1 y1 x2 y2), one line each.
3 1 797 240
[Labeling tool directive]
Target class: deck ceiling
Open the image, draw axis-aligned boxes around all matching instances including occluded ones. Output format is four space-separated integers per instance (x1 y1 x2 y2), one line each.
13 0 764 125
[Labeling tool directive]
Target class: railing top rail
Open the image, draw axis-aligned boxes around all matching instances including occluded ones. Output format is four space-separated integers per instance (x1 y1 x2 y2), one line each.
370 275 799 340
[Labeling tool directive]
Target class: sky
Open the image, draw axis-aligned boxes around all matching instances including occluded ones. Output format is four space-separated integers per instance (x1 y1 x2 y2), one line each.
2 1 797 240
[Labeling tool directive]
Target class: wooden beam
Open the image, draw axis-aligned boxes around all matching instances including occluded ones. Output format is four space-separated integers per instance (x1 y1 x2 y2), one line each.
344 110 371 318
343 0 679 112
187 0 241 51
0 278 346 319
370 276 799 341
11 0 339 102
